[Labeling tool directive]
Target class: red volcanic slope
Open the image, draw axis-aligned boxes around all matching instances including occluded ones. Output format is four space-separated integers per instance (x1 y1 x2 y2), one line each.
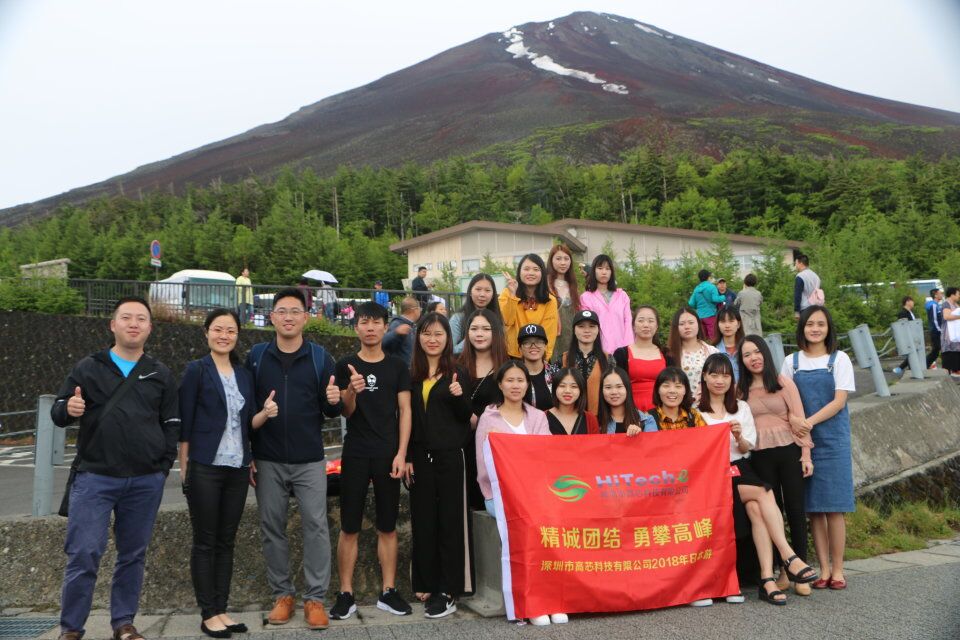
3 11 958 225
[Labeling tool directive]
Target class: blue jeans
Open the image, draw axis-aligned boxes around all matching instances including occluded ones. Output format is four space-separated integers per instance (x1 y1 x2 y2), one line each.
484 498 495 516
61 471 166 634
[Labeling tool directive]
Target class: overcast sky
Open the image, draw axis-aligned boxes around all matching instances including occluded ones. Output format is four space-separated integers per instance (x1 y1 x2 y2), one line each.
1 0 958 210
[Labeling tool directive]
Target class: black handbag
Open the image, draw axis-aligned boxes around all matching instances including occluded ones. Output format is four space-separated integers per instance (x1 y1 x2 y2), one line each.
58 360 147 517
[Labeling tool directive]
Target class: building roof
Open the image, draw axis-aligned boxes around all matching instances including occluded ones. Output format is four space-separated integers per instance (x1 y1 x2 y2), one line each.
389 218 801 254
389 220 587 253
544 219 803 248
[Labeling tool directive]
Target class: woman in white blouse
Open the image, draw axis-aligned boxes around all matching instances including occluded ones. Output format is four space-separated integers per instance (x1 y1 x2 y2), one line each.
696 354 818 607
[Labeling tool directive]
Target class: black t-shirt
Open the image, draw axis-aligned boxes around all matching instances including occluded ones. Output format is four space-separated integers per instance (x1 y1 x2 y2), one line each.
335 354 411 458
526 368 555 411
276 349 298 372
547 412 588 435
470 373 498 417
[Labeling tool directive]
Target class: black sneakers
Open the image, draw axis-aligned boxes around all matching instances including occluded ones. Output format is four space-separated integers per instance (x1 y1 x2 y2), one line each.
377 588 412 616
424 593 457 618
329 591 357 620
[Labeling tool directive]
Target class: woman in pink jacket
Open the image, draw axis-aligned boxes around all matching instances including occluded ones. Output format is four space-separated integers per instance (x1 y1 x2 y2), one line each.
578 254 633 353
475 360 556 625
475 361 550 517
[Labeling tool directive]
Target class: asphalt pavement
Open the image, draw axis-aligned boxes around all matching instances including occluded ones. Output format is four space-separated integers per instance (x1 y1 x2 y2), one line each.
16 540 960 640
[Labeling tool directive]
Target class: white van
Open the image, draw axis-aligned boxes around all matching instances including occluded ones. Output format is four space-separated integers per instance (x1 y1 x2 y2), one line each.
149 269 236 317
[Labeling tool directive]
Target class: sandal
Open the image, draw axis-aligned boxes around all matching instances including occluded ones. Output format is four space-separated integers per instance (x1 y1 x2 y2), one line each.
811 578 830 589
829 578 847 590
781 554 818 584
758 577 786 606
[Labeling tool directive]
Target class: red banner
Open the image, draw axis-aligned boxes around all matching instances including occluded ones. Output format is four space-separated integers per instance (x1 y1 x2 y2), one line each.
484 424 738 619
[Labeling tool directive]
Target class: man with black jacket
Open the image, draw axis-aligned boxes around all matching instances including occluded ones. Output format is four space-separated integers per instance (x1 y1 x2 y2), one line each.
246 288 342 630
51 297 180 640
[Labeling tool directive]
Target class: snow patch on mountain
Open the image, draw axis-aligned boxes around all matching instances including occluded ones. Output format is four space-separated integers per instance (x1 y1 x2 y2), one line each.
610 41 619 45
501 27 628 95
634 23 663 36
768 78 781 84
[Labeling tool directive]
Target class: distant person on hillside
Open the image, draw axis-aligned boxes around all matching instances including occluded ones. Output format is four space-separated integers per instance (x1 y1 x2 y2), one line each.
411 267 431 311
925 288 943 369
319 283 338 321
717 278 737 308
939 287 960 379
793 252 823 320
236 267 254 325
51 297 180 640
383 296 421 366
735 273 764 337
687 270 725 341
892 296 917 376
298 279 315 315
374 281 391 311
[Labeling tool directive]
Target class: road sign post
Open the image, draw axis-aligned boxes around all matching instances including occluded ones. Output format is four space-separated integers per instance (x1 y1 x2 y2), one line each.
150 240 162 278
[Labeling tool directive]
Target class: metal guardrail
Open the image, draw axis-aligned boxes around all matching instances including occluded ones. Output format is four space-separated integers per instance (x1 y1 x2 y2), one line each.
10 395 345 516
63 278 466 323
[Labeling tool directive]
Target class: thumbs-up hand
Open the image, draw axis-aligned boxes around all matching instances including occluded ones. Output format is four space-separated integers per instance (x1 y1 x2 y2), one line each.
449 372 463 397
67 386 85 418
347 364 366 394
262 390 278 418
326 375 341 405
502 271 518 296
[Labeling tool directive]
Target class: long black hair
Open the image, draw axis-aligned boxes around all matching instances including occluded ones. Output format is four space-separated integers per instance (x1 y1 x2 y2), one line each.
550 367 588 414
410 313 456 384
493 360 530 407
737 335 782 400
597 365 641 430
796 305 837 353
565 317 609 370
698 353 738 415
585 254 619 293
460 273 502 321
713 305 745 348
515 253 551 304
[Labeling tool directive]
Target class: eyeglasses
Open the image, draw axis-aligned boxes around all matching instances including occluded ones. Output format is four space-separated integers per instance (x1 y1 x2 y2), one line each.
209 327 238 336
521 340 546 348
272 308 305 317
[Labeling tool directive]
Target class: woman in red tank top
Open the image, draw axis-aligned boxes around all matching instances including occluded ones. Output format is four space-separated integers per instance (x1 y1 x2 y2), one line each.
613 305 674 411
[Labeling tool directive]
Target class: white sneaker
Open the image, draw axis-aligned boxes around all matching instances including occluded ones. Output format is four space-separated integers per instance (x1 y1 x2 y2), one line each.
689 598 713 607
529 615 551 626
725 593 745 604
550 613 568 624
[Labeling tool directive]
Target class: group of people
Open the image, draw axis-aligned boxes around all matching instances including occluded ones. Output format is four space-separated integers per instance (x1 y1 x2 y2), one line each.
894 287 960 379
52 246 856 639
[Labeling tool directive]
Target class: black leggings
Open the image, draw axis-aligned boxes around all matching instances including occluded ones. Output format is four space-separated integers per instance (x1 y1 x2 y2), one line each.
749 443 807 561
186 462 250 619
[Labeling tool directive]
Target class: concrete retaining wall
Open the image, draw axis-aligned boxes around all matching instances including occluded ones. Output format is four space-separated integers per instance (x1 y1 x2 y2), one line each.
0 494 410 611
848 372 960 491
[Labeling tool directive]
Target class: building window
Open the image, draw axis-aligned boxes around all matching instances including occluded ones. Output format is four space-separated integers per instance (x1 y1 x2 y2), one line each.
462 259 480 273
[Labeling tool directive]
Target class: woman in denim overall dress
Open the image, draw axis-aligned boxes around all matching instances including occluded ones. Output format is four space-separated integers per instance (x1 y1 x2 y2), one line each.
779 306 855 591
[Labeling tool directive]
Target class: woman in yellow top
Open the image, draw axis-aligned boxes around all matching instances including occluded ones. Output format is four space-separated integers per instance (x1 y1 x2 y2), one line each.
500 254 558 360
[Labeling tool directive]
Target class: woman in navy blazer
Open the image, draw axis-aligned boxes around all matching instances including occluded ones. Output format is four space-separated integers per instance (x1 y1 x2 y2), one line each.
179 308 276 638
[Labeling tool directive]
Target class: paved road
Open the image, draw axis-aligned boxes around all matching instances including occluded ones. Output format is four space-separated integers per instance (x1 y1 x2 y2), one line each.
28 542 960 640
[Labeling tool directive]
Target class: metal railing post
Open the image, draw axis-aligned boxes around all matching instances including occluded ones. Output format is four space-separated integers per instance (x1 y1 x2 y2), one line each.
847 324 891 397
909 319 927 378
891 319 925 380
764 333 786 373
32 395 56 517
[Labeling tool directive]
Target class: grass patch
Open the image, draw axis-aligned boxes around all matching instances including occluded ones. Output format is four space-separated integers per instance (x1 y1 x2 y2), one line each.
845 500 960 560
